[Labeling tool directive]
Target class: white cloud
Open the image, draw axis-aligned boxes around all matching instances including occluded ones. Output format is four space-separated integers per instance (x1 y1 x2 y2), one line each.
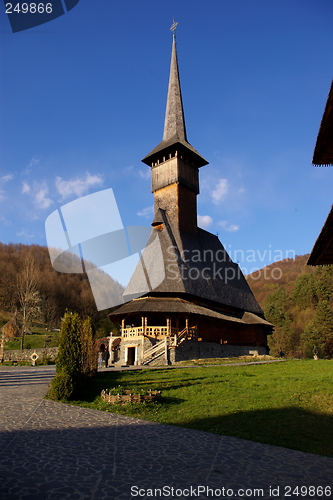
23 156 40 175
26 211 39 221
139 169 151 180
34 182 53 209
22 180 53 210
0 215 11 226
227 224 240 232
27 156 40 168
22 182 30 194
197 215 213 229
17 228 34 238
212 178 229 204
0 174 13 201
1 174 13 183
218 220 240 232
55 172 103 200
137 206 154 218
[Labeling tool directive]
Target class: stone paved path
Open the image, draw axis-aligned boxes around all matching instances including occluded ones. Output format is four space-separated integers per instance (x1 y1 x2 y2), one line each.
0 366 332 500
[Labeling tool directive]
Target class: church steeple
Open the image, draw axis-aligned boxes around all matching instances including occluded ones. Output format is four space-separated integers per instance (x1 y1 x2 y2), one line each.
142 26 208 236
142 29 207 168
162 37 188 144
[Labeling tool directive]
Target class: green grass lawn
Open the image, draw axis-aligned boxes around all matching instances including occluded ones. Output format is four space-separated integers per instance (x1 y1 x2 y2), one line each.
70 360 333 457
5 332 59 350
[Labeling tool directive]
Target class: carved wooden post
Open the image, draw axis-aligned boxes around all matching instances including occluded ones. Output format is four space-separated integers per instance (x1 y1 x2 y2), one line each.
164 335 168 365
121 318 125 335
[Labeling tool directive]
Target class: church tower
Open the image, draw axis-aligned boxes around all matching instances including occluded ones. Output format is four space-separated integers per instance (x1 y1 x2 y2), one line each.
142 33 207 236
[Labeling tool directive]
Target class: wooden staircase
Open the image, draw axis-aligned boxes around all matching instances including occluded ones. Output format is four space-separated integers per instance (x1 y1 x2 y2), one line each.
142 327 197 365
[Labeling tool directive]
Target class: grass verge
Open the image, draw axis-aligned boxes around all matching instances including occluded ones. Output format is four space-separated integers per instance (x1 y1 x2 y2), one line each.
68 360 333 457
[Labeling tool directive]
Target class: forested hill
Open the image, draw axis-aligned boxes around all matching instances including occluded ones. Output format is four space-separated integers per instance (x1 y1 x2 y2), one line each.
0 242 123 334
2 243 333 358
247 255 333 358
246 254 312 307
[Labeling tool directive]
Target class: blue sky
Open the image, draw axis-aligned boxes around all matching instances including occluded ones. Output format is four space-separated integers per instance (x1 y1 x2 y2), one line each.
1 0 333 274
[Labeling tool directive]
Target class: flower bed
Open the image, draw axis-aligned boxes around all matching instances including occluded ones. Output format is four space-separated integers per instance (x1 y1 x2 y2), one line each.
101 388 161 404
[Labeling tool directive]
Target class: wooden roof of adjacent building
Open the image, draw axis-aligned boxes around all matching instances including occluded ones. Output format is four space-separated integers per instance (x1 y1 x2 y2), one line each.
313 79 333 166
308 78 333 265
307 204 333 265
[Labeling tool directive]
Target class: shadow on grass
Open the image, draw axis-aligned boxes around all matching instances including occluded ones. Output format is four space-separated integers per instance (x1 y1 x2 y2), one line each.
180 407 333 457
79 371 209 402
73 372 333 457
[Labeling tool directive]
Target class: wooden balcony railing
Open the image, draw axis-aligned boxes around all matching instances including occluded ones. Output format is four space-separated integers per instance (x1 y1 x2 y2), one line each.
122 325 198 340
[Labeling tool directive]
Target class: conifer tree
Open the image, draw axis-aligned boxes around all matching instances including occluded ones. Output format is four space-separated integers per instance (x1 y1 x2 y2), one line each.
81 317 97 377
300 300 333 358
292 273 318 309
49 311 82 400
56 311 82 377
316 266 333 301
265 287 296 356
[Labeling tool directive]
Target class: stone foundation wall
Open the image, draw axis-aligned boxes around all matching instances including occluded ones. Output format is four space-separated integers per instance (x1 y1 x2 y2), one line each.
171 341 268 363
3 347 58 362
113 338 268 367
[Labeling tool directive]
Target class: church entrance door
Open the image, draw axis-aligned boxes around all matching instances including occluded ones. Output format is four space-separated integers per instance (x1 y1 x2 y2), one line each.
127 347 136 366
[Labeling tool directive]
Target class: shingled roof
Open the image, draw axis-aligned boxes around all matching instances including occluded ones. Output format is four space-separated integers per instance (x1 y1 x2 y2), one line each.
109 296 271 326
123 209 263 316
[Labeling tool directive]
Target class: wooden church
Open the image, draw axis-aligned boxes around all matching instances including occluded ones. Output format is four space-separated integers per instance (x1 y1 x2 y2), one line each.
108 30 272 366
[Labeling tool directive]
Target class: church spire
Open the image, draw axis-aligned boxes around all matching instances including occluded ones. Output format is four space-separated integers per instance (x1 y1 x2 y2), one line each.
162 27 187 144
142 25 207 168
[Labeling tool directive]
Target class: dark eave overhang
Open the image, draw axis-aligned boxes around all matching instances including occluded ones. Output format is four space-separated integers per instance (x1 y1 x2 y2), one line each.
142 138 208 168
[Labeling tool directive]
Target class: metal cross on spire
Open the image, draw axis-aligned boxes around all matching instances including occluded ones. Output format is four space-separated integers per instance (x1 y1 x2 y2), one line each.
170 19 178 41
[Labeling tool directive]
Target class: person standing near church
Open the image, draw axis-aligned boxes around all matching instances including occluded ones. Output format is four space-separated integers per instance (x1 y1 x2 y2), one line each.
103 346 110 368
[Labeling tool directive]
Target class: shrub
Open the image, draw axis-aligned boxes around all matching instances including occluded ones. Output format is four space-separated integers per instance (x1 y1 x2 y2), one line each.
36 354 54 365
49 372 74 400
48 311 97 401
